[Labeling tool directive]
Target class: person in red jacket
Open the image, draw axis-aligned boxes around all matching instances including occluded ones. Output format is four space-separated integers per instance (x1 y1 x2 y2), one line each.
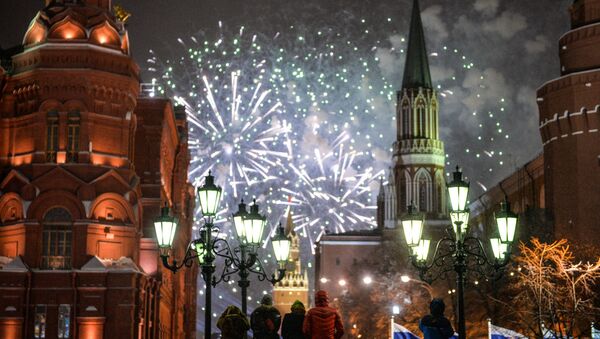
303 290 344 339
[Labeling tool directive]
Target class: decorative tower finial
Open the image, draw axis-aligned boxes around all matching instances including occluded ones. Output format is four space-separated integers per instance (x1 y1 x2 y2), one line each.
402 0 432 90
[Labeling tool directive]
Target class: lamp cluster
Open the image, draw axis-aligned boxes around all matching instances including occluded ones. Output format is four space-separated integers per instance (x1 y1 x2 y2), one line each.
152 171 292 334
153 171 291 270
401 166 518 263
400 165 519 339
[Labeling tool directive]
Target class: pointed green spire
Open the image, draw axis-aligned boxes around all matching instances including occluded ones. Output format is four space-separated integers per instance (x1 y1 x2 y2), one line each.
402 0 433 89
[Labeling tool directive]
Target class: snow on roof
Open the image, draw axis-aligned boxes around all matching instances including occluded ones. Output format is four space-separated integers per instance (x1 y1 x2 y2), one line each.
81 256 141 273
0 256 29 272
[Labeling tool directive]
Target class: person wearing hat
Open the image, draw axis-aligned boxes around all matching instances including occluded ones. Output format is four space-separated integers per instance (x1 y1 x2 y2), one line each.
251 294 282 339
217 305 250 339
303 290 344 339
281 300 306 339
419 298 454 339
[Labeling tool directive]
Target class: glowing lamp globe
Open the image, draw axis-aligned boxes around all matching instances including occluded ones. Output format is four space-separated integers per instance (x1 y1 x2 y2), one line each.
232 200 248 243
154 206 178 249
490 238 508 261
401 205 424 248
197 171 222 217
415 239 430 262
447 166 470 212
271 223 291 265
450 210 470 238
243 200 267 246
495 200 518 244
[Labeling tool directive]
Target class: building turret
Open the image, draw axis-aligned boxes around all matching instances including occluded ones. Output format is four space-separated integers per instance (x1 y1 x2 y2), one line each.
273 204 309 315
537 0 600 246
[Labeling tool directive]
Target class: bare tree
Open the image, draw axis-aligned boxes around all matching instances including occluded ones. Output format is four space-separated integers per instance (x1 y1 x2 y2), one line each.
504 238 600 338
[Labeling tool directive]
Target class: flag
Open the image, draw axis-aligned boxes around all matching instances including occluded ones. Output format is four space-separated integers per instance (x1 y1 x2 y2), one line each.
541 324 563 339
488 320 527 339
392 323 419 339
591 322 600 339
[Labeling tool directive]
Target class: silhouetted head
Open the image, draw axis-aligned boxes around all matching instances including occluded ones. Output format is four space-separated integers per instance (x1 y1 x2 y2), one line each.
315 290 329 307
261 294 273 306
291 300 306 313
430 298 445 316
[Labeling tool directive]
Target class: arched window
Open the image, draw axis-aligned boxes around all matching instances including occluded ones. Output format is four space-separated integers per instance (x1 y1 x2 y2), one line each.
66 111 80 162
399 172 408 213
437 183 443 213
402 101 410 137
415 169 431 212
46 111 59 162
41 207 72 270
416 99 426 137
419 177 428 212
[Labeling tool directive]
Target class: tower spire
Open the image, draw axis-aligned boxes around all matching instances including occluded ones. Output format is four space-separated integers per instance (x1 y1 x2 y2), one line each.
402 0 432 89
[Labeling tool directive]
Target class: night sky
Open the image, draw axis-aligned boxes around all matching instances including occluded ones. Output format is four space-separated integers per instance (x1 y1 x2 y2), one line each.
0 0 574 334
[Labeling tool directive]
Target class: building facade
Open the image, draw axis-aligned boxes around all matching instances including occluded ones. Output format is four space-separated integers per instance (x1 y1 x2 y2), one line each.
272 207 309 315
0 1 196 338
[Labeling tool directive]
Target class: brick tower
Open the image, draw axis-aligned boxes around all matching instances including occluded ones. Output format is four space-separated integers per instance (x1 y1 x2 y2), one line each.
383 0 446 230
0 1 196 338
537 0 600 246
273 205 309 315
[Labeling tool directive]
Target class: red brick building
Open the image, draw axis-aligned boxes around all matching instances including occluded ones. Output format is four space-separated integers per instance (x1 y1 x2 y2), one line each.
0 1 197 338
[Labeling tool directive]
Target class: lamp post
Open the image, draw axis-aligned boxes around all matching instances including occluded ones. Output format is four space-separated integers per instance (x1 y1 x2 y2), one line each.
212 200 289 315
401 166 518 339
154 172 291 337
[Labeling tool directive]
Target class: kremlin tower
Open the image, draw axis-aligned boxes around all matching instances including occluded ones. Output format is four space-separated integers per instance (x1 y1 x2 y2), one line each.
381 0 446 230
273 205 309 315
536 0 600 246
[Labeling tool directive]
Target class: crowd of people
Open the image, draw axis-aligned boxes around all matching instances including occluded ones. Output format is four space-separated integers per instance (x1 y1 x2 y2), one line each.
216 290 454 339
217 290 344 339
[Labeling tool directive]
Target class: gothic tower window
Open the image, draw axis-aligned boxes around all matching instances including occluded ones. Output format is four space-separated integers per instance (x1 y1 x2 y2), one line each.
402 100 410 137
66 111 80 162
419 178 427 212
416 99 426 138
46 111 59 162
415 169 431 212
399 171 408 213
41 207 72 270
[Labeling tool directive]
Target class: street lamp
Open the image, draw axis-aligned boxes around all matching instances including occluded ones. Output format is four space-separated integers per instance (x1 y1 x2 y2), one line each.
154 172 290 336
212 199 289 315
401 166 517 339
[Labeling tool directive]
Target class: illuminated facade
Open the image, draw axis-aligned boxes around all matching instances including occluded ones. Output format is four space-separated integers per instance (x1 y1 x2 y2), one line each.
0 1 196 338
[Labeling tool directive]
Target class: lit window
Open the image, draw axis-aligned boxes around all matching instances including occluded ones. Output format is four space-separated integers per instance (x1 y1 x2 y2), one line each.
67 112 80 163
41 208 72 270
46 111 59 162
58 304 70 338
34 305 46 338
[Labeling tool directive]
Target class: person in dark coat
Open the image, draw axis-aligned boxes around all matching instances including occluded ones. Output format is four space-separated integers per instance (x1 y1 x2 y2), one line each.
217 305 250 339
251 294 282 339
281 300 306 339
303 290 344 339
419 298 454 339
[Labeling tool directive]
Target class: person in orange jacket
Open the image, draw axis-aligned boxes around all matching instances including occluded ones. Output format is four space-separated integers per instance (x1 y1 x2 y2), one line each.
303 290 344 339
